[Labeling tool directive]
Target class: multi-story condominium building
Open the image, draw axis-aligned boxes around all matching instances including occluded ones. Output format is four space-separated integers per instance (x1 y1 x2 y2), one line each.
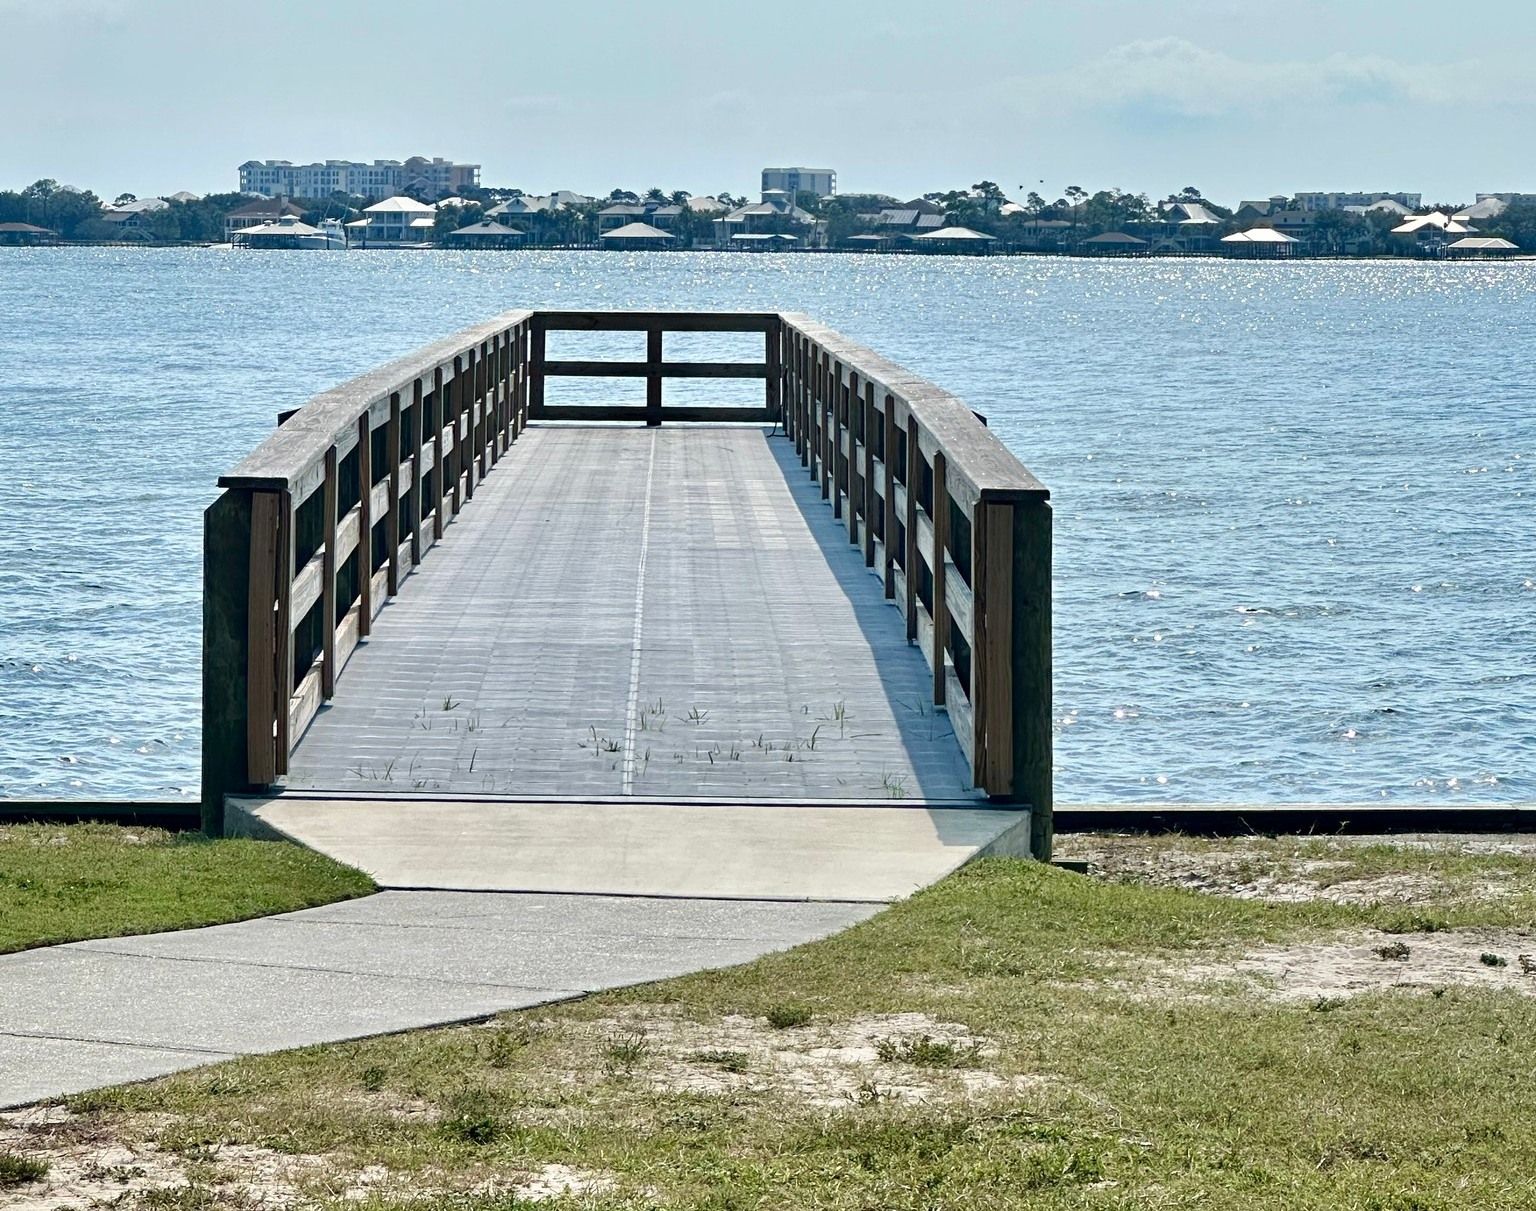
761 167 836 201
1293 191 1421 212
238 157 480 200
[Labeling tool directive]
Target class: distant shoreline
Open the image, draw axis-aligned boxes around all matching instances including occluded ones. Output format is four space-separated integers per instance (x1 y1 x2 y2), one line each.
5 242 1533 262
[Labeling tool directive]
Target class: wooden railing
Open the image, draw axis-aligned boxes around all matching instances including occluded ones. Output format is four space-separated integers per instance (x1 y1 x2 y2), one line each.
202 309 535 829
529 310 780 425
777 314 1053 857
203 310 1051 857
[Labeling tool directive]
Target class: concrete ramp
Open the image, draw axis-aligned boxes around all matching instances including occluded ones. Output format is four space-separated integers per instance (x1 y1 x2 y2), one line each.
228 796 1031 902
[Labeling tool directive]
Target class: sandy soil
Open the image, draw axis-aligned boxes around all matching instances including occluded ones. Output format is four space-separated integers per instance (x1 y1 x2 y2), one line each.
0 1104 613 1209
1055 832 1536 905
570 1009 1042 1107
1142 927 1536 1002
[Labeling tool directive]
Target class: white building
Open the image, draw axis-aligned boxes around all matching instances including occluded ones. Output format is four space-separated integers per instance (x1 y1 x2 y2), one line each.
761 167 836 201
345 196 438 247
238 157 480 201
1293 191 1421 212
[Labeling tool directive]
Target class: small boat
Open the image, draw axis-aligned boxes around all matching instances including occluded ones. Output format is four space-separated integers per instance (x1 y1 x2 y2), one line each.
235 215 347 250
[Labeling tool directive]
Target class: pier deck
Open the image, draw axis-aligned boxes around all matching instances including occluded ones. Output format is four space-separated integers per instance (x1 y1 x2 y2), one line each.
285 425 975 802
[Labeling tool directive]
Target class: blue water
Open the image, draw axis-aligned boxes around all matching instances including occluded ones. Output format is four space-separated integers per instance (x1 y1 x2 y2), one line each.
1 248 1532 803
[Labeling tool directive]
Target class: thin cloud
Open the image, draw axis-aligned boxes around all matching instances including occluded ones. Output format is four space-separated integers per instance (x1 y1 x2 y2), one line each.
1007 38 1533 121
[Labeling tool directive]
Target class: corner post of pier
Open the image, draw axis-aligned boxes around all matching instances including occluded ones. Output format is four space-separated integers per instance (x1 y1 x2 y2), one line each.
1010 495 1054 861
765 315 782 424
202 485 284 836
202 488 252 835
529 318 546 421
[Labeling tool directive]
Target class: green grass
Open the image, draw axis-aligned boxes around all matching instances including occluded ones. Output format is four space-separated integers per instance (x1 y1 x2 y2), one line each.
33 844 1536 1209
0 823 375 953
0 1150 50 1187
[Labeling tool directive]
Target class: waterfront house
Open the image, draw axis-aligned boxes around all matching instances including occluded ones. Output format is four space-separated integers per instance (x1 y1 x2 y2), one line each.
598 201 683 234
1454 197 1511 222
224 197 306 241
596 202 646 233
1144 201 1223 253
486 196 553 220
1234 196 1292 223
713 197 824 248
347 195 437 247
1390 211 1478 255
99 197 169 233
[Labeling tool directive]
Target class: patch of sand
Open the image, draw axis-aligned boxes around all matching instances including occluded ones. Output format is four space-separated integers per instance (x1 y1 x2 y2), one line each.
578 1010 1043 1106
0 1107 380 1209
1056 833 1536 906
0 1104 618 1209
1143 927 1536 1002
478 1163 616 1202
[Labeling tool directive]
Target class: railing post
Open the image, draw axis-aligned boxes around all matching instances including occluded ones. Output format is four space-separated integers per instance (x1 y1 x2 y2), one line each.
765 320 782 423
1013 498 1053 859
320 445 338 700
499 331 513 451
905 417 919 643
971 502 1011 797
843 370 857 535
882 396 897 597
202 488 255 834
274 491 293 775
931 451 948 706
455 354 471 507
411 378 425 558
863 380 876 566
529 321 546 419
798 336 811 457
356 413 373 637
433 367 446 538
386 393 402 594
478 340 491 475
646 321 663 427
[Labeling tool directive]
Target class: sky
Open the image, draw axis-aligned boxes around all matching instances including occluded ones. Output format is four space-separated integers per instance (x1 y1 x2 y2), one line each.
3 0 1534 206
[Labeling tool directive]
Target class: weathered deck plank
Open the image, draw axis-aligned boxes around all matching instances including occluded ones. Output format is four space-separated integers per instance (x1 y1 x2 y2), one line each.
283 425 978 803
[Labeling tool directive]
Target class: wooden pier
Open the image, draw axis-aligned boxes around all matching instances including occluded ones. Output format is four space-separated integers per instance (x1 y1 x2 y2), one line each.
202 310 1054 875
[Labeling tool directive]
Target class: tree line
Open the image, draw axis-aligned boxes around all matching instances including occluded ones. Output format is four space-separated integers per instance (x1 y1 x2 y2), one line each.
6 175 1535 252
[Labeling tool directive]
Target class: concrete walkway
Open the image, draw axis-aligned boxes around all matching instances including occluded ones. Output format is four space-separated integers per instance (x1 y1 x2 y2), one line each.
0 890 877 1109
232 796 1032 900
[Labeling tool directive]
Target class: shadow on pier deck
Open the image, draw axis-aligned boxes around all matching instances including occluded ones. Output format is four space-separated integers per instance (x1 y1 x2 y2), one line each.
203 311 1052 899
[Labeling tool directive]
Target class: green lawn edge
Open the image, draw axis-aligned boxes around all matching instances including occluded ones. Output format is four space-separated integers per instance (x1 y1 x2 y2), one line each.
0 823 376 954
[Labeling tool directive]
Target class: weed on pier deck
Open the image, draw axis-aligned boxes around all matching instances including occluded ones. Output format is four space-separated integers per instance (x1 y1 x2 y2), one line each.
9 838 1536 1209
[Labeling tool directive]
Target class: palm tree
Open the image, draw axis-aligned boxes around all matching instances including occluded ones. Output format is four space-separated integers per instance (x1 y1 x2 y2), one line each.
1065 185 1087 238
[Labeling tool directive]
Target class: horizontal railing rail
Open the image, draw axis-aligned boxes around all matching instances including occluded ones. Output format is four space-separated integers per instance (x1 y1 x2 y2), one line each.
204 309 1051 857
777 313 1053 857
529 310 781 425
